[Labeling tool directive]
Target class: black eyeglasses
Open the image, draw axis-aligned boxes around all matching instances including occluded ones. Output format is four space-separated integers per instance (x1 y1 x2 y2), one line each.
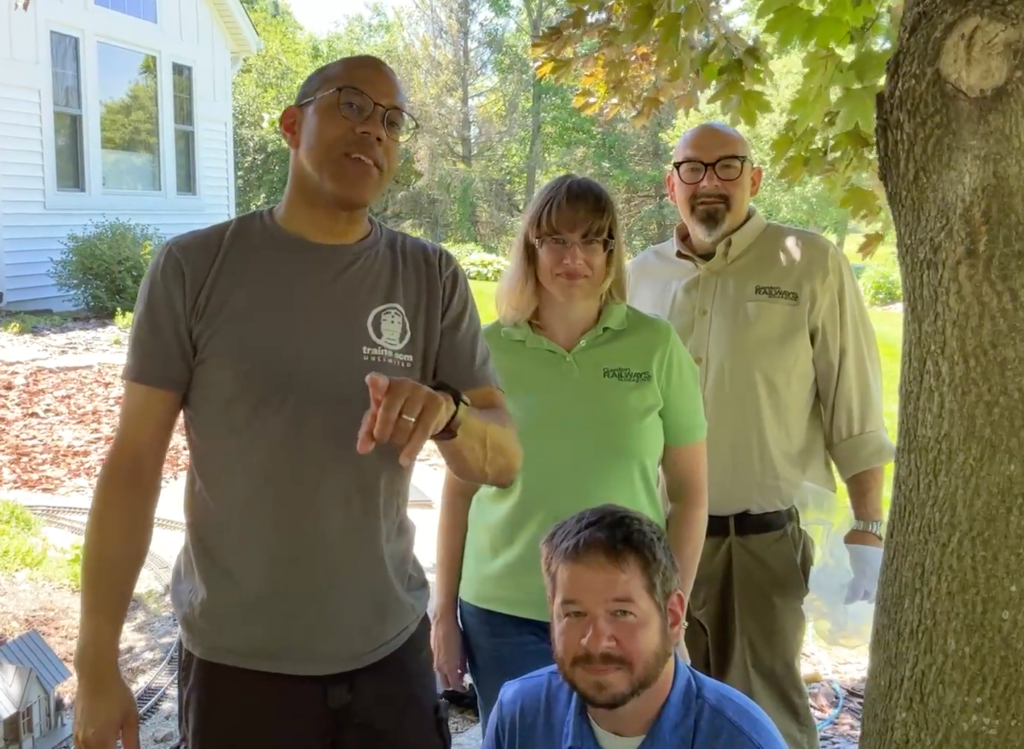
297 86 419 143
672 156 749 185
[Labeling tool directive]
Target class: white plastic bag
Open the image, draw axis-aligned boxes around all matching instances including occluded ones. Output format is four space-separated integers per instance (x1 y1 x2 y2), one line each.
795 482 876 649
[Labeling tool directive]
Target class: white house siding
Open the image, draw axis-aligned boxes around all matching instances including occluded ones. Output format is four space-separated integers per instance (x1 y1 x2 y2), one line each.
0 0 244 311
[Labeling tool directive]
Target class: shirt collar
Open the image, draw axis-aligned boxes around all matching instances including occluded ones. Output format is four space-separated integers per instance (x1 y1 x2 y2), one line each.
560 652 696 749
500 300 628 348
673 206 768 266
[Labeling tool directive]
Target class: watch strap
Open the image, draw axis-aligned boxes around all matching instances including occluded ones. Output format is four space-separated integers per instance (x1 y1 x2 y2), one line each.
430 382 468 441
852 519 885 539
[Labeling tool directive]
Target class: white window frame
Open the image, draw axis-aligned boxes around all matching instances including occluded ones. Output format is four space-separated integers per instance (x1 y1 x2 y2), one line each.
95 38 165 196
172 61 198 197
49 29 87 193
42 23 203 211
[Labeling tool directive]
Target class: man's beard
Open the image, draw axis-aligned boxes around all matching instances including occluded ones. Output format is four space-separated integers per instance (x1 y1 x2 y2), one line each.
689 192 731 245
555 627 675 711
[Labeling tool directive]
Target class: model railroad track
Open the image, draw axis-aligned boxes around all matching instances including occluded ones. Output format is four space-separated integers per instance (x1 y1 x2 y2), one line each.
27 503 185 732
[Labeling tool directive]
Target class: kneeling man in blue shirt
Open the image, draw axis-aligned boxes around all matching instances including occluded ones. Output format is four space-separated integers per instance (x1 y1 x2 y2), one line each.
483 504 788 749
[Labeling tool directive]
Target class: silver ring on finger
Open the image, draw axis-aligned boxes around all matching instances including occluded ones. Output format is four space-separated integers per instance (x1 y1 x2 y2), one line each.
400 413 417 423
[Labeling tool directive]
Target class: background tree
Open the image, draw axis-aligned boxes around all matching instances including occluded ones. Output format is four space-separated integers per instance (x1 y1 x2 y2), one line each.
531 1 1024 747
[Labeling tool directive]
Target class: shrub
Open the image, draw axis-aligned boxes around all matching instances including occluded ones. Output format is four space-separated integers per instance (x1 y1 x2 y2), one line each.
51 218 164 316
114 308 134 331
445 242 488 264
859 264 903 307
461 252 508 282
0 501 46 574
0 501 83 589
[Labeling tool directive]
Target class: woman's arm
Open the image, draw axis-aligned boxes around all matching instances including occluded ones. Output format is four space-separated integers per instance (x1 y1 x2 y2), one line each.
662 441 709 598
433 469 481 621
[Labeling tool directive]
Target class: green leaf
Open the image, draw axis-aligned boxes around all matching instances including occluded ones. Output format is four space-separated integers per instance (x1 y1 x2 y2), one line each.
770 132 795 163
839 184 880 222
763 5 818 50
778 154 807 182
834 85 878 133
811 14 851 47
755 0 801 21
621 2 658 44
736 89 772 127
848 48 891 85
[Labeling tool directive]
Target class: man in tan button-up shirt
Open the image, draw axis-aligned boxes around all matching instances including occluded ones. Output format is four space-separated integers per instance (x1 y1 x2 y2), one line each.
627 122 895 749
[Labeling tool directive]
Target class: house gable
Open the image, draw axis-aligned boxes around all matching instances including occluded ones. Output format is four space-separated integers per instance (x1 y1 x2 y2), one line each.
206 0 261 58
0 630 71 704
0 664 35 719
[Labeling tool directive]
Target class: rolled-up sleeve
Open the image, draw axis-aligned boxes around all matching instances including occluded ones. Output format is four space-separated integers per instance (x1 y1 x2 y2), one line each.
812 248 896 479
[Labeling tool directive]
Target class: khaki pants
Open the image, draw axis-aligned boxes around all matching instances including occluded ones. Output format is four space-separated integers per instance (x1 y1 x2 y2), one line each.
685 517 819 749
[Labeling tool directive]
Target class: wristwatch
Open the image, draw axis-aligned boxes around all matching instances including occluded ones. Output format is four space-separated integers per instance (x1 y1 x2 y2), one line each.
431 382 470 441
852 519 885 540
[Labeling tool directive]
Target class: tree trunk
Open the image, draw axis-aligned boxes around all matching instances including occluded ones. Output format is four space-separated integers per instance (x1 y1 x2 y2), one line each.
862 3 1024 748
523 0 545 206
458 0 474 169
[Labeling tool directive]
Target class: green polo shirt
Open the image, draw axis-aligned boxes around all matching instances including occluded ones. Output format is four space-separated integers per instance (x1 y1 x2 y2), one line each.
459 301 707 622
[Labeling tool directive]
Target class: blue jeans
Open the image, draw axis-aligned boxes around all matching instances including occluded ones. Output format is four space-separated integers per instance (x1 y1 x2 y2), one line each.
459 599 553 734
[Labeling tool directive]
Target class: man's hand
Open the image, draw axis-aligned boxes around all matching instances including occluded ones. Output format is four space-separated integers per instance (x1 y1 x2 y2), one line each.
844 530 884 604
72 667 140 749
356 373 456 467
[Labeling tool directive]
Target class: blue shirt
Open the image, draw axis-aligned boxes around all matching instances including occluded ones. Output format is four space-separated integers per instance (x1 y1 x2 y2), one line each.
483 653 788 749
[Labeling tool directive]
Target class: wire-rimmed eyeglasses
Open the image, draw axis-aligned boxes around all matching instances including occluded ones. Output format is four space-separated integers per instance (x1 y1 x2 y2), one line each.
535 236 614 254
672 156 749 185
297 85 419 143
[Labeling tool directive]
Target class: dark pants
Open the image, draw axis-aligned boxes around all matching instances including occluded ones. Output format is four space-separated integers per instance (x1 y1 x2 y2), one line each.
174 616 450 749
458 599 553 735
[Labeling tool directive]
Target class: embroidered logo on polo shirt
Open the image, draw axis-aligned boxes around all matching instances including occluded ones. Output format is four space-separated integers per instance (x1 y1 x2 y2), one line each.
603 367 651 383
752 285 799 303
363 302 414 369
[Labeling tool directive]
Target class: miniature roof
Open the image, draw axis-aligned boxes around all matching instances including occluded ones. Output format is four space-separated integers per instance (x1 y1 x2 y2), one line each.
0 630 72 719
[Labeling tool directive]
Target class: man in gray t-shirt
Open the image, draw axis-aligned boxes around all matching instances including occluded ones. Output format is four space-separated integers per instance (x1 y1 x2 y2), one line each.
72 55 521 749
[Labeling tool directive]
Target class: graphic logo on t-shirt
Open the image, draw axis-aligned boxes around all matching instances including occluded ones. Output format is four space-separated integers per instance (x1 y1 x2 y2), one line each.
364 303 414 369
603 367 651 383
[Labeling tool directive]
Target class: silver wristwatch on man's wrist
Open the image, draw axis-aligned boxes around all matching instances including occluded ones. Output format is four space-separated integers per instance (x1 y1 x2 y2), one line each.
851 519 885 540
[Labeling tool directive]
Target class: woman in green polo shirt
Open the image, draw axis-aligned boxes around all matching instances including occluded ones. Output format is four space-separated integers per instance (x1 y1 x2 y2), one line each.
430 174 709 733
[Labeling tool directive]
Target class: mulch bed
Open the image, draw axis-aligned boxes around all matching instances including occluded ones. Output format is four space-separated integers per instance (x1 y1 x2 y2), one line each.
0 361 189 495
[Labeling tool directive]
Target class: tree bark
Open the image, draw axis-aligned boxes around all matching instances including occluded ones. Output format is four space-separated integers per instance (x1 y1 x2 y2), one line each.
523 0 546 206
863 2 1024 748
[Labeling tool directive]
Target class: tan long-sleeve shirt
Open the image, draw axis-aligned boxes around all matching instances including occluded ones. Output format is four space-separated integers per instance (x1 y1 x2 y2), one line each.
628 209 896 516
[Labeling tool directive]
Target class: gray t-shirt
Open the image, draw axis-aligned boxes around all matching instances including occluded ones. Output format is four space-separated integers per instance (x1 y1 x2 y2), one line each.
124 209 496 675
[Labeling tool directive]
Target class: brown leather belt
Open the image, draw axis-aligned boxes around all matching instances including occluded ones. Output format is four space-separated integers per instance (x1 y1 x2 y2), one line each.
706 507 797 537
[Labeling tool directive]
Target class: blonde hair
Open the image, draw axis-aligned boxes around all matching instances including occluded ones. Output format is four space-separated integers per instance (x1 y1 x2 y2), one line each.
496 174 627 325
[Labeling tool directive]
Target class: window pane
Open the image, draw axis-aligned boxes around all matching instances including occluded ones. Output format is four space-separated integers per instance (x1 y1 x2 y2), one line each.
50 33 81 111
175 128 195 195
98 43 160 192
55 112 84 191
94 0 156 22
172 64 193 126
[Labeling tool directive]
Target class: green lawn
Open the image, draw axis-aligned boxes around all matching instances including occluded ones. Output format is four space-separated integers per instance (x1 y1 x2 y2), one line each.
469 280 498 325
467 280 903 514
